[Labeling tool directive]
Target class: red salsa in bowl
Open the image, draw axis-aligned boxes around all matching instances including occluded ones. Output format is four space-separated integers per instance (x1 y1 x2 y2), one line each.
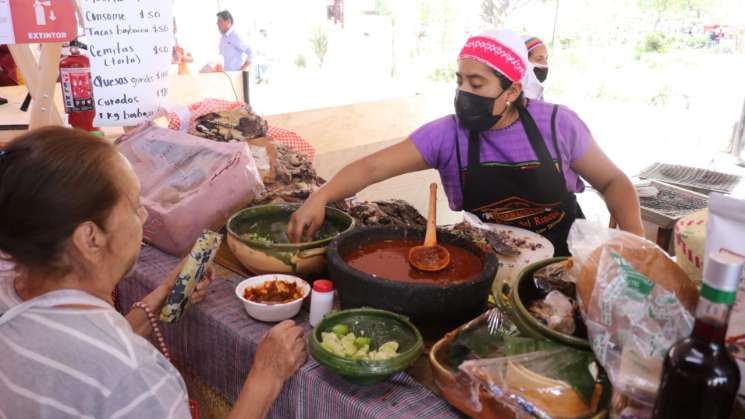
344 239 483 284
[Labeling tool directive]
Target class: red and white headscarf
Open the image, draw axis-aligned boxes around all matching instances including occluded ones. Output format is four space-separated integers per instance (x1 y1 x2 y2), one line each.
458 29 528 84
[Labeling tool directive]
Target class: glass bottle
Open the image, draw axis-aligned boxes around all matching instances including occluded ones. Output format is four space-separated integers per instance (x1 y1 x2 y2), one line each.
652 251 744 419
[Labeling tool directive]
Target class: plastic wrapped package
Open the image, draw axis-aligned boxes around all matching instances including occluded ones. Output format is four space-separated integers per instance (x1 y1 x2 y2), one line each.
458 347 604 419
445 309 520 369
567 220 699 410
117 123 263 255
160 230 222 323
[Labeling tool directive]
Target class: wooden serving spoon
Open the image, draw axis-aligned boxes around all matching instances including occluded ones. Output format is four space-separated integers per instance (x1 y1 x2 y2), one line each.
408 183 451 272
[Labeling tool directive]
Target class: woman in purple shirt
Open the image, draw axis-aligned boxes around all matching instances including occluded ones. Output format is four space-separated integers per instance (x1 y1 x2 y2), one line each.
289 29 642 255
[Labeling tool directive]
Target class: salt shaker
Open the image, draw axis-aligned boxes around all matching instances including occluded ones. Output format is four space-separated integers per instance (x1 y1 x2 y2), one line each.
309 279 334 327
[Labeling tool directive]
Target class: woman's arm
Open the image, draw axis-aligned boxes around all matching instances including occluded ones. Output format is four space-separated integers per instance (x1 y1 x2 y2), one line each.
314 138 429 206
288 138 430 242
228 320 306 419
571 142 644 236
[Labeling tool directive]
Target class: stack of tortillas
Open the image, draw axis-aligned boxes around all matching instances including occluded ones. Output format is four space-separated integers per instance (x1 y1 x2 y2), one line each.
576 232 699 315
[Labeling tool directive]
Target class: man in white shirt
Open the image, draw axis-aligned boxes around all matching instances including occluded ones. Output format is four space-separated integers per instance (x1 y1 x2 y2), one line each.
217 10 253 72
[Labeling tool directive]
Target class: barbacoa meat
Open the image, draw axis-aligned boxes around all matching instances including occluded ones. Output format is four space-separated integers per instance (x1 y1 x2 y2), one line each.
251 141 326 205
193 106 268 142
334 199 427 228
444 222 511 255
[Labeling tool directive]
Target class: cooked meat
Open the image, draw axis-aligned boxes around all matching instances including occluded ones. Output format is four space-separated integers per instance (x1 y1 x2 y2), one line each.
193 106 268 142
334 199 426 228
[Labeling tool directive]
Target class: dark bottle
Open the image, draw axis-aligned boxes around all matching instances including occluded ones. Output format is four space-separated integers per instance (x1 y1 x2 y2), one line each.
653 251 744 419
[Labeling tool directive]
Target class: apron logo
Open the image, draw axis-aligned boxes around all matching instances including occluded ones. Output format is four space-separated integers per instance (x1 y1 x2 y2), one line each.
476 196 565 232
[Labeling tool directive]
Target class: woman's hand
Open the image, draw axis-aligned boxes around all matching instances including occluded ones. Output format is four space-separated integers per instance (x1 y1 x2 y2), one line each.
126 260 215 337
288 139 430 243
288 194 327 243
252 320 306 383
228 320 306 419
190 266 214 304
142 261 215 311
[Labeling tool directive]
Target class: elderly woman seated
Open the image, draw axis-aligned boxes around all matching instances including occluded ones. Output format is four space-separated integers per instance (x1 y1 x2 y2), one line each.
0 127 305 418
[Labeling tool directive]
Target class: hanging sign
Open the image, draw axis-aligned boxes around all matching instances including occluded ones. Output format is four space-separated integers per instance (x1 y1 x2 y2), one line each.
1 0 78 44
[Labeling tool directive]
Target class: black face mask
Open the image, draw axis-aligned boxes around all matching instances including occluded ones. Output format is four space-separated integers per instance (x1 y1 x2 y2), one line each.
454 89 507 132
533 66 548 83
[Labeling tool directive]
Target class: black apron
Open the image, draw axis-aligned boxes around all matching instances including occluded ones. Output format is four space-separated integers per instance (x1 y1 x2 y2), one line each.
455 104 583 256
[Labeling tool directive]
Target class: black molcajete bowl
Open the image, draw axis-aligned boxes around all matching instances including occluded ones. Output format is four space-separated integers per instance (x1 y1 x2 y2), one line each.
327 226 498 326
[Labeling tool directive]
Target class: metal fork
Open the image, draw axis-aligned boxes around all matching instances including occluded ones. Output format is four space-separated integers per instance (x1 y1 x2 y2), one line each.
486 307 504 335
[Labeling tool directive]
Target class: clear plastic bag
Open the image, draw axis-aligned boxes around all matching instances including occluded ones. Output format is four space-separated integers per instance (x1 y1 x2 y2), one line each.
458 347 604 419
567 220 697 407
445 308 521 369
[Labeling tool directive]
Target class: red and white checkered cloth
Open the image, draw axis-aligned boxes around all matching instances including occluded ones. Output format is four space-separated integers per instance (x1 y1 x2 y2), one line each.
166 99 315 161
266 126 315 161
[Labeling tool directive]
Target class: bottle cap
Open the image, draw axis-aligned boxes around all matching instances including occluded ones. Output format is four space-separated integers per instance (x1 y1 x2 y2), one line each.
313 279 334 293
701 251 744 304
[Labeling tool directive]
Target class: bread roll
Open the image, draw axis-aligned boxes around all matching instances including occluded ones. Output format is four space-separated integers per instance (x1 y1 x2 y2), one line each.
576 234 699 314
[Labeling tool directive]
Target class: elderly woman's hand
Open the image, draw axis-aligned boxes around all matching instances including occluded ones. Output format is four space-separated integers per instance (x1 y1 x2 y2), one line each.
228 321 307 419
128 261 216 337
190 265 214 304
253 320 306 383
144 259 216 312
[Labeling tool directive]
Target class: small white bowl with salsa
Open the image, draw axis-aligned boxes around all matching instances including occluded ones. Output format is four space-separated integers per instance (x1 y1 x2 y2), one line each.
235 274 310 322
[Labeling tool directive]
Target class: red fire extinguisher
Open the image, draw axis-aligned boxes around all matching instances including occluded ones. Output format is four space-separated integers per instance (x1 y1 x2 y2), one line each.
59 40 96 131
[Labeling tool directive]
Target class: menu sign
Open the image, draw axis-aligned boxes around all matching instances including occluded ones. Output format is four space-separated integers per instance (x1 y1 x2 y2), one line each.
1 0 78 44
82 0 173 127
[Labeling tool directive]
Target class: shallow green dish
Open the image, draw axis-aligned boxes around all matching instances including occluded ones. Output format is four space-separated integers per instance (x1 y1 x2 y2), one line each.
308 308 424 385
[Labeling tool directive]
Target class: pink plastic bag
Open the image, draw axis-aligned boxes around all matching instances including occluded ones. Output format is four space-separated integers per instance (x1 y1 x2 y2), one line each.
117 123 264 256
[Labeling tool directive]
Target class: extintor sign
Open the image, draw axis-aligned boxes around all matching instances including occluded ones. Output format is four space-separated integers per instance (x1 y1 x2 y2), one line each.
1 0 78 44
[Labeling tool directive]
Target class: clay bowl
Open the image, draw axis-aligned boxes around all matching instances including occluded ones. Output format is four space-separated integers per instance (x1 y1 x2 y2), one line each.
326 226 498 327
430 312 607 418
226 203 354 278
430 312 518 419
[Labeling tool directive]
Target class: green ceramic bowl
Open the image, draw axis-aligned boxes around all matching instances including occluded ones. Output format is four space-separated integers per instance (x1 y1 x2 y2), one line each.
226 203 354 277
510 257 591 350
309 308 424 385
